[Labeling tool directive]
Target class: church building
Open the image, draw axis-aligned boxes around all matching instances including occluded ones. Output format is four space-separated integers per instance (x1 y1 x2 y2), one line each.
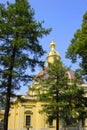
0 40 87 130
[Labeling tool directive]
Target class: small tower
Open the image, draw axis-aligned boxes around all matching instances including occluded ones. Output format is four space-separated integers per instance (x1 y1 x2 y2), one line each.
46 39 60 66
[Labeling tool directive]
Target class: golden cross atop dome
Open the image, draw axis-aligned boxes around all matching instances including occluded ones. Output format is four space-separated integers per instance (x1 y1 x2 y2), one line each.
52 37 54 42
50 37 56 50
46 39 61 66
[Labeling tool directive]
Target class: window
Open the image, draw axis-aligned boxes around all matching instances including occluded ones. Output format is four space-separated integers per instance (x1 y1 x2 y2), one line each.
66 121 73 126
49 121 53 126
82 119 85 127
49 120 53 126
26 115 31 126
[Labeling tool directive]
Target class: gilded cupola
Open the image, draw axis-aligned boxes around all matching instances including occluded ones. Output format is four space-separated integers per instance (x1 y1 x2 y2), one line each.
46 39 60 66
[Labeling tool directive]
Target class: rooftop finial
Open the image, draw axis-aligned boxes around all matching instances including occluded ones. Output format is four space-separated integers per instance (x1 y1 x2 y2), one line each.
50 37 56 49
46 39 61 66
52 37 54 42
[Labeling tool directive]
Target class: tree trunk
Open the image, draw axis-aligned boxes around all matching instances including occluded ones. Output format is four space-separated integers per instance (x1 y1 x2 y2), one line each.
3 46 16 130
3 85 11 130
56 89 59 130
3 69 13 130
56 113 59 130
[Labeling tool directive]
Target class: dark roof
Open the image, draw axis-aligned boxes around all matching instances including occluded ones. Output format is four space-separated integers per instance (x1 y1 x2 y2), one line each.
37 67 75 80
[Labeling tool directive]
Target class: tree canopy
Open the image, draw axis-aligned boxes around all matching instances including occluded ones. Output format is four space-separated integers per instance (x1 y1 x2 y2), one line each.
0 0 51 129
36 59 86 130
66 11 87 80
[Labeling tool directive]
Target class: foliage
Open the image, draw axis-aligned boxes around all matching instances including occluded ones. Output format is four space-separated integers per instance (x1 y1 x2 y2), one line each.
0 94 5 110
0 0 51 130
66 11 87 80
36 59 86 130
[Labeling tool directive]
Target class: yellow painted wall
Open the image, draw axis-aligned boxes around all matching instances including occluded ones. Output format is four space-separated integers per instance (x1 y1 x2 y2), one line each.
8 99 50 130
1 41 87 130
0 110 4 121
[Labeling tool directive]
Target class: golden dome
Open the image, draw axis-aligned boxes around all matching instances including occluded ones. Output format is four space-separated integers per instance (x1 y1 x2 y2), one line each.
50 39 56 49
46 39 60 66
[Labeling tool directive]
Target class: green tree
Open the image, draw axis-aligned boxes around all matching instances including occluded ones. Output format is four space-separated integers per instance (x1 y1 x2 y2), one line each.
66 11 87 80
0 94 5 110
0 0 51 130
36 59 86 130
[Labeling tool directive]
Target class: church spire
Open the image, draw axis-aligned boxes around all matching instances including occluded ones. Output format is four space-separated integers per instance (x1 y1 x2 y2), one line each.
50 38 56 51
46 39 60 66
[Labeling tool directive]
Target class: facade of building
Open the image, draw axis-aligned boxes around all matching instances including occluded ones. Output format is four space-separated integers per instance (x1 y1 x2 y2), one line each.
0 40 87 130
0 110 4 130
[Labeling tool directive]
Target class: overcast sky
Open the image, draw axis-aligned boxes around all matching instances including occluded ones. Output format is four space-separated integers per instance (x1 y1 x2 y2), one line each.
1 0 87 93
